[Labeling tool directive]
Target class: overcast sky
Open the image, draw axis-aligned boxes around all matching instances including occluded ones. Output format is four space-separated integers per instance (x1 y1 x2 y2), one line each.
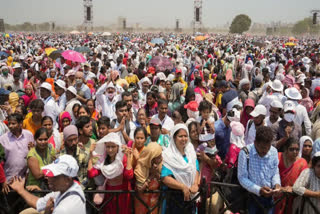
1 0 320 28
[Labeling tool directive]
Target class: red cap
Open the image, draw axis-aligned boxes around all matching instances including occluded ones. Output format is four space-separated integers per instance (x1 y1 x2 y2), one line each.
184 101 198 111
148 67 155 74
176 69 182 74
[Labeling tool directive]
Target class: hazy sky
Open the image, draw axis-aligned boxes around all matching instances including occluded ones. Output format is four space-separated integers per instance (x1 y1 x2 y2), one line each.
1 0 320 28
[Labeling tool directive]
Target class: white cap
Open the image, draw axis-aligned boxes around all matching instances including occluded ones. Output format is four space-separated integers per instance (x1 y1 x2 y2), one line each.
66 69 76 77
270 80 283 92
314 151 320 157
42 155 79 178
13 63 21 69
67 86 77 96
283 100 296 113
40 82 52 92
270 100 283 109
250 104 267 117
55 79 66 91
285 87 302 100
106 82 115 89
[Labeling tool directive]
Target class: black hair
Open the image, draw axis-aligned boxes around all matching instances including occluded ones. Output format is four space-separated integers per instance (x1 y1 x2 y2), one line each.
41 116 53 125
188 121 200 133
194 76 203 87
97 116 110 128
78 105 91 115
121 91 132 100
72 103 81 112
198 100 212 112
312 155 320 168
75 116 91 130
115 100 127 111
8 113 23 124
134 127 148 139
86 99 95 106
29 99 44 111
157 99 168 107
283 137 299 151
34 127 49 140
255 126 274 144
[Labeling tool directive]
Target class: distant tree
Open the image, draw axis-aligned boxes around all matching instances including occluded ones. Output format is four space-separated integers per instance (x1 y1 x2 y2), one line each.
292 17 320 35
229 14 252 34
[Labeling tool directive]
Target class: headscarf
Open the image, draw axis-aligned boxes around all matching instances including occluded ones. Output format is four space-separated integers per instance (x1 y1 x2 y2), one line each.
230 121 245 148
162 124 197 188
58 111 72 132
134 142 162 186
240 98 255 129
21 84 36 108
299 136 313 157
170 83 184 102
9 92 19 113
95 133 124 180
313 86 320 104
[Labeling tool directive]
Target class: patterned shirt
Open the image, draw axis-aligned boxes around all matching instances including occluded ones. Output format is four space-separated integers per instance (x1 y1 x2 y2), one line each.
145 134 170 150
58 146 90 188
237 144 281 196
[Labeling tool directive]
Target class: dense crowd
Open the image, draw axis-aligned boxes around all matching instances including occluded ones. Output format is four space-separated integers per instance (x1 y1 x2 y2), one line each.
0 32 320 214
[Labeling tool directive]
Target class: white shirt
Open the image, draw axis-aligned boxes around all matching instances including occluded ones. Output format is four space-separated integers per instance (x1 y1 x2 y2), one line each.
245 120 266 145
56 93 67 112
293 102 312 136
84 71 96 81
258 92 287 116
36 182 86 214
152 114 174 133
0 74 14 88
96 82 119 120
113 119 136 145
43 96 59 128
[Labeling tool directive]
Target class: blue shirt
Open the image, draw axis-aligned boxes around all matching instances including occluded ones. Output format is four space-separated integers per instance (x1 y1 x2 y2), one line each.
214 119 231 159
237 144 281 196
161 156 200 178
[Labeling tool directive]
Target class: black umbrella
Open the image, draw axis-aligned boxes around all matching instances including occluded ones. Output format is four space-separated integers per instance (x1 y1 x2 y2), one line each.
48 50 62 60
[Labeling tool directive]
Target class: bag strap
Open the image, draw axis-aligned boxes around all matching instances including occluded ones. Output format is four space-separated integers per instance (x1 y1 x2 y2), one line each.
110 119 117 129
56 191 85 207
241 147 250 170
248 120 254 131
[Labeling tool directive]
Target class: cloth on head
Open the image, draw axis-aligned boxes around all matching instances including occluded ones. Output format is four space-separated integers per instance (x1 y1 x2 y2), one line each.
58 111 72 132
9 92 19 113
170 83 184 102
95 132 124 180
21 84 36 108
226 97 242 112
134 142 162 186
162 124 197 188
238 79 250 90
299 136 313 158
230 121 245 148
240 98 255 128
63 125 78 140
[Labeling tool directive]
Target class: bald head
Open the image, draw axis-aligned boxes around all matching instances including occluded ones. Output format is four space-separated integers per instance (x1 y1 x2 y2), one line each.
75 71 84 86
75 71 84 79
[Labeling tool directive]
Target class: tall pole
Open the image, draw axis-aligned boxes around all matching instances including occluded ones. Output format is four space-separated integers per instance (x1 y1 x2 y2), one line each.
194 0 202 33
83 0 93 32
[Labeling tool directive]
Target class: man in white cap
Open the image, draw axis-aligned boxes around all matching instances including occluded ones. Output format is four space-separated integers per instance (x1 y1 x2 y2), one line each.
273 100 302 152
65 86 81 123
284 87 311 136
9 155 86 214
258 79 286 115
0 66 14 88
40 82 59 128
265 100 283 127
83 63 95 81
54 79 67 112
244 104 267 145
96 81 120 120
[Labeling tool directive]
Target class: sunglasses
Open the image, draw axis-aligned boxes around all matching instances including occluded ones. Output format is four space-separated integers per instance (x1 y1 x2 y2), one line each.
288 148 300 152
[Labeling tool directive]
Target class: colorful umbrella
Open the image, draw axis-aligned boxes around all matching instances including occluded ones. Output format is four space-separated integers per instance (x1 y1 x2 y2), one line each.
195 36 206 41
61 50 86 63
285 42 297 47
48 50 62 60
5 34 10 38
149 56 173 72
289 37 298 41
74 46 91 53
45 48 57 56
88 32 94 36
150 38 165 45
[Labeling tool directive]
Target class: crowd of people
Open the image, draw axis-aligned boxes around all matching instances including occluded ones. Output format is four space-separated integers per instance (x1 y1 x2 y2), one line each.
0 32 320 214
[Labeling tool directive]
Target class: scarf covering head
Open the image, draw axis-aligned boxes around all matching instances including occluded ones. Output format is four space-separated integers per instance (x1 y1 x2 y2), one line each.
21 84 36 107
230 121 245 148
170 83 184 102
134 142 162 185
299 136 313 157
95 132 124 179
9 92 19 113
162 124 197 188
58 111 72 132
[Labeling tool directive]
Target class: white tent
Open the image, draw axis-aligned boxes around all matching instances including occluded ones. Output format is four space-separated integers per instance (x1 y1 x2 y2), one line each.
102 32 112 36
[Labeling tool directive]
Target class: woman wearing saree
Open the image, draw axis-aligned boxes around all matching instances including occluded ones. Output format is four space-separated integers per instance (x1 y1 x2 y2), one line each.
134 142 163 214
275 138 308 214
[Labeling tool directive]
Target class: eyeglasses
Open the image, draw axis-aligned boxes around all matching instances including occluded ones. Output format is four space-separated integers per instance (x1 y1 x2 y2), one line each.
288 148 300 152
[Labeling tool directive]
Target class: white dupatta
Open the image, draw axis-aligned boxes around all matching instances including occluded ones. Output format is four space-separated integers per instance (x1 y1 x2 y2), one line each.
162 124 197 188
